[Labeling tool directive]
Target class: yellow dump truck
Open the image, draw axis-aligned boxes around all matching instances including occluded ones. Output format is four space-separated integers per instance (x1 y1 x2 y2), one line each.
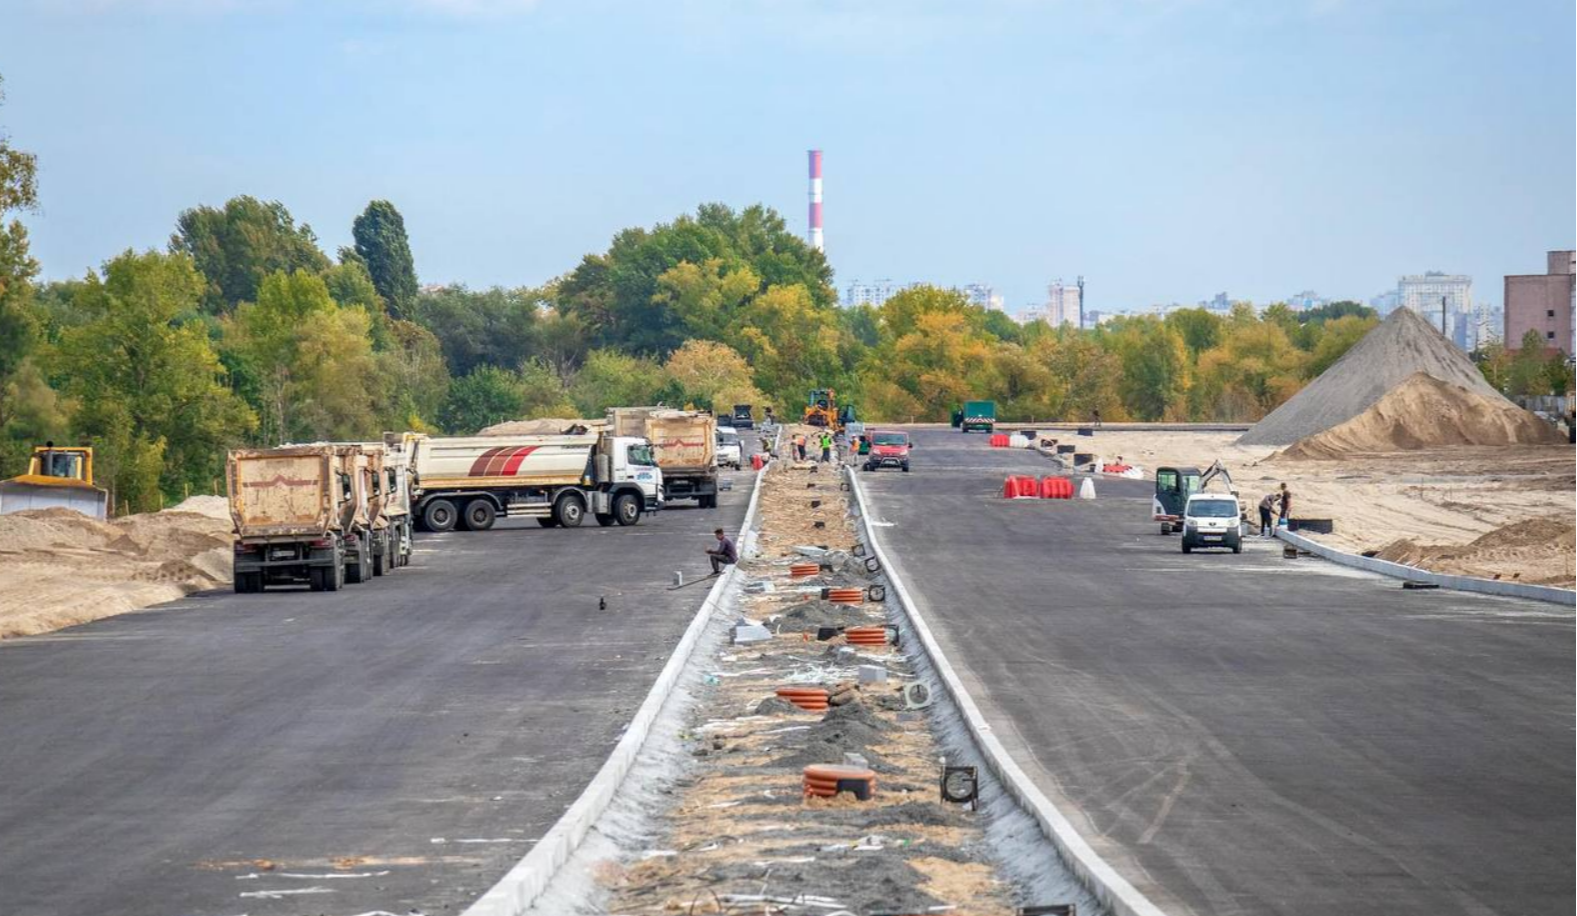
226 444 368 593
606 407 719 507
0 443 109 519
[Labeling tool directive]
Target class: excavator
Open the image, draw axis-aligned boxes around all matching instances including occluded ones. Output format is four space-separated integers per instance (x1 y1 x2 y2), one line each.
802 388 859 433
1152 459 1235 534
0 443 109 519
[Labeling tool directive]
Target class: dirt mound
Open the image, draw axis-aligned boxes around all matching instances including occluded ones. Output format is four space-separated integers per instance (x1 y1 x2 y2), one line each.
0 504 235 638
477 417 606 436
772 598 857 633
1240 308 1503 446
1372 515 1575 587
1281 373 1564 459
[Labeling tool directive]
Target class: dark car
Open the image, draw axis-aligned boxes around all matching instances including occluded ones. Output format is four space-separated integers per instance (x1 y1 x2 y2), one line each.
862 430 911 472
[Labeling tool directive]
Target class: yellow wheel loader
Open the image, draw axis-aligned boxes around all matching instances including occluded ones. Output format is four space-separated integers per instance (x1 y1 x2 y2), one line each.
0 443 110 519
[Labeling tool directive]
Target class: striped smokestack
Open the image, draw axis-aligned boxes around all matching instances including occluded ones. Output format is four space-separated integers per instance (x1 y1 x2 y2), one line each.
807 149 824 252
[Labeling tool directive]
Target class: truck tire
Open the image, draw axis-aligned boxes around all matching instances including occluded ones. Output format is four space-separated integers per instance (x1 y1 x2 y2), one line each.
462 499 497 531
699 494 718 509
346 553 366 584
613 493 641 526
554 493 586 528
595 512 616 527
309 567 326 592
536 517 559 528
234 572 260 594
373 543 386 576
423 499 458 532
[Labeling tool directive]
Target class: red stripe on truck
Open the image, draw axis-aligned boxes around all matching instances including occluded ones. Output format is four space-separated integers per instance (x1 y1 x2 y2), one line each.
500 446 538 475
467 447 504 477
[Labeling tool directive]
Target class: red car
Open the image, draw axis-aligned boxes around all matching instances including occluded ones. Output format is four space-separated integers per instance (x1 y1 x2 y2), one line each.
862 430 911 473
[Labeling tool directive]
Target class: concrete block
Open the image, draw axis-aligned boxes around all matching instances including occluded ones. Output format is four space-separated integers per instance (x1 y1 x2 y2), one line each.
731 624 772 645
858 664 887 684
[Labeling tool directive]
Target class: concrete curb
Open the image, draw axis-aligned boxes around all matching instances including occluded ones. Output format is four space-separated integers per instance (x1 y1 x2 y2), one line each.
1275 528 1576 607
463 460 774 916
845 468 1171 916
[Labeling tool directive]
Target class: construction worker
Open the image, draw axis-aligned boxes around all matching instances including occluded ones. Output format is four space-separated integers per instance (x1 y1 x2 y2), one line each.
793 433 807 461
819 431 833 463
1278 482 1293 526
706 528 738 575
1257 491 1279 537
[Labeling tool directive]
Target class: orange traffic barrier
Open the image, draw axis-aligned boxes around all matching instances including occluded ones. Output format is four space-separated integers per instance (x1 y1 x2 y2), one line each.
803 763 876 799
989 433 1011 447
826 587 863 604
789 562 821 578
1040 476 1074 499
1003 475 1038 498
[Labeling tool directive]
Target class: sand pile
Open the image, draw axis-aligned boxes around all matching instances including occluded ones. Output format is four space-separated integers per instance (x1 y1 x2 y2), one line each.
1281 373 1565 459
1372 515 1575 587
0 506 233 638
477 417 606 436
1240 308 1503 446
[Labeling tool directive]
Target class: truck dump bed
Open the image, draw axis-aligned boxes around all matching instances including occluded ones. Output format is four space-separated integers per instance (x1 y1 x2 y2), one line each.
413 435 598 489
228 446 342 538
609 409 715 472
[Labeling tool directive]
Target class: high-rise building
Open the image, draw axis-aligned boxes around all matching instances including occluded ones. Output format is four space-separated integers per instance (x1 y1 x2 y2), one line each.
960 283 1005 311
1504 250 1575 354
843 279 910 308
1370 290 1401 315
1044 279 1082 327
1019 304 1050 325
1396 272 1472 335
1285 290 1327 311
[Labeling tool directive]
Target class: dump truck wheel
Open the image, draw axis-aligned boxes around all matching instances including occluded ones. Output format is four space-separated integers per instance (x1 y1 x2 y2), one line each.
613 493 641 526
423 499 458 532
373 547 385 576
308 568 325 592
462 499 497 531
699 494 718 509
554 493 586 528
595 512 616 527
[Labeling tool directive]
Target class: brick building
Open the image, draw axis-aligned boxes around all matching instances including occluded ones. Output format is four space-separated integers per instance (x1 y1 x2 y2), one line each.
1504 250 1575 354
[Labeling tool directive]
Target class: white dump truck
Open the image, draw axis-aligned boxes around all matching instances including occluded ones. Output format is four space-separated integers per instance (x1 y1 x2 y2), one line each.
607 408 719 507
377 432 419 568
227 444 368 593
410 431 662 531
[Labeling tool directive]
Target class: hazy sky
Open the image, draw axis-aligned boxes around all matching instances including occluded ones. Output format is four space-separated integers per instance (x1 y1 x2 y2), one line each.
4 0 1573 313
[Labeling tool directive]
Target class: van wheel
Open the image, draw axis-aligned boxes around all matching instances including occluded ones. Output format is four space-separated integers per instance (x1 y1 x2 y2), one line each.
462 499 497 531
423 499 458 532
1182 543 1193 554
614 493 641 526
554 493 586 528
595 512 616 527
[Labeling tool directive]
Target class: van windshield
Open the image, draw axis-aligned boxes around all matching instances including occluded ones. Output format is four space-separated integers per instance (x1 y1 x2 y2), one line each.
719 431 740 446
872 433 907 446
1190 500 1238 518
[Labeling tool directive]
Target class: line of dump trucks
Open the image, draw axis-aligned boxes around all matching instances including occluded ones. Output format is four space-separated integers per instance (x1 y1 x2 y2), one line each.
225 408 737 594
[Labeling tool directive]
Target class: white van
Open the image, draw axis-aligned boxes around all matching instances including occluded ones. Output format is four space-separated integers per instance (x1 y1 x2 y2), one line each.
1181 494 1243 554
715 426 743 470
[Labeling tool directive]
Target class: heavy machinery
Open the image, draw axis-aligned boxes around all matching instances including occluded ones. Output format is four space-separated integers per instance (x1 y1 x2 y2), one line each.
227 444 365 592
607 407 719 507
1153 460 1237 534
411 431 663 531
803 389 839 429
0 443 109 519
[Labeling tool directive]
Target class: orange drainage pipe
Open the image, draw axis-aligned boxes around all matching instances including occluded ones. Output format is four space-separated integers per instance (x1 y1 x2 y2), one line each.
826 587 863 604
844 626 888 646
789 563 821 578
803 764 876 800
775 686 830 710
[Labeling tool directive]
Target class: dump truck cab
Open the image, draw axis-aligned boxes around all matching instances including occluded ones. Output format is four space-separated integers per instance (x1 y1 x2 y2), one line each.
0 444 109 519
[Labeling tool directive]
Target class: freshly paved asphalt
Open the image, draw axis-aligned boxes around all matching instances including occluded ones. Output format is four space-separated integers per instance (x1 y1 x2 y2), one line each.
0 471 752 916
860 428 1574 916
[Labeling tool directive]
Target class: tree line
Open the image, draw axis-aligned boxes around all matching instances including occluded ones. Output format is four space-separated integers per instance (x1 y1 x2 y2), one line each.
1 77 1569 513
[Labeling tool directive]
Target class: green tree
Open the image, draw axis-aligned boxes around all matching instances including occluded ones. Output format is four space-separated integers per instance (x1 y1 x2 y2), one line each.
663 340 766 414
55 250 254 509
412 285 546 377
1506 330 1558 397
1164 307 1224 358
170 195 330 313
1304 314 1377 377
568 349 667 416
377 320 450 432
1107 317 1191 421
351 200 418 320
438 362 574 434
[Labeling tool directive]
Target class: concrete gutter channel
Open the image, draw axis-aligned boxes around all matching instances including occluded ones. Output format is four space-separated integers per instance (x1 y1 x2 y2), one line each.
466 445 1136 914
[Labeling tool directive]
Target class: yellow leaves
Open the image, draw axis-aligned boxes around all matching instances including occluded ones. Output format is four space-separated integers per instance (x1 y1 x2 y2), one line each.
664 340 766 413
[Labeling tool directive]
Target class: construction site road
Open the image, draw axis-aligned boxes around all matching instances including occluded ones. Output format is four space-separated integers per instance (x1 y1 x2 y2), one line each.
858 428 1574 916
0 470 754 916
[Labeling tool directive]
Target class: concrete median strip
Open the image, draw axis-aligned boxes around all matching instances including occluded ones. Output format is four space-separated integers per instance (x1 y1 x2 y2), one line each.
461 460 773 916
845 466 1172 916
1275 528 1576 607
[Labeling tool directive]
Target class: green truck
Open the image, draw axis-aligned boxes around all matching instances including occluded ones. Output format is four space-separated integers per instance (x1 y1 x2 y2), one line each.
960 400 996 433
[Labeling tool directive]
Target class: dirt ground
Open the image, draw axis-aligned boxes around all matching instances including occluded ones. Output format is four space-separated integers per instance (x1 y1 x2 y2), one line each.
0 495 233 638
1048 429 1576 588
601 431 1019 915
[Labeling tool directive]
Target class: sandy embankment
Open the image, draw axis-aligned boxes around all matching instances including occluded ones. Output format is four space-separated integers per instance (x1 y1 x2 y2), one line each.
1055 429 1575 589
0 496 233 638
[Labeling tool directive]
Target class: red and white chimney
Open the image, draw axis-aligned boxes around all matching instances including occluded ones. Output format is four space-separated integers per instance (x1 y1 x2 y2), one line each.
807 149 824 253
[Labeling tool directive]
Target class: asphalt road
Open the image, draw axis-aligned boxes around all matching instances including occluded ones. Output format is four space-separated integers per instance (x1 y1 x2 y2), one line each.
0 471 753 916
859 428 1574 916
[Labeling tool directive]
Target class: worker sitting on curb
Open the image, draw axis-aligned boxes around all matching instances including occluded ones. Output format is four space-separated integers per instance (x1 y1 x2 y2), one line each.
706 528 738 575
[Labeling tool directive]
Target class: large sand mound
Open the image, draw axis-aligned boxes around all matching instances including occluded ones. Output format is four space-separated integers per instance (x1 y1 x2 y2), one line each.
1240 308 1502 446
1280 373 1564 459
0 506 233 638
478 417 607 436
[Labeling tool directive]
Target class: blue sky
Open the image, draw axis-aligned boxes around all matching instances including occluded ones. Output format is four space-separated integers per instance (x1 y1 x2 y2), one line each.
4 0 1572 313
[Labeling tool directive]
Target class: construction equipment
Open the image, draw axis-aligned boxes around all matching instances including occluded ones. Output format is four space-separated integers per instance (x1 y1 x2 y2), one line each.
0 443 109 519
1153 460 1238 534
803 389 839 429
410 430 663 531
607 407 719 507
227 444 365 593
